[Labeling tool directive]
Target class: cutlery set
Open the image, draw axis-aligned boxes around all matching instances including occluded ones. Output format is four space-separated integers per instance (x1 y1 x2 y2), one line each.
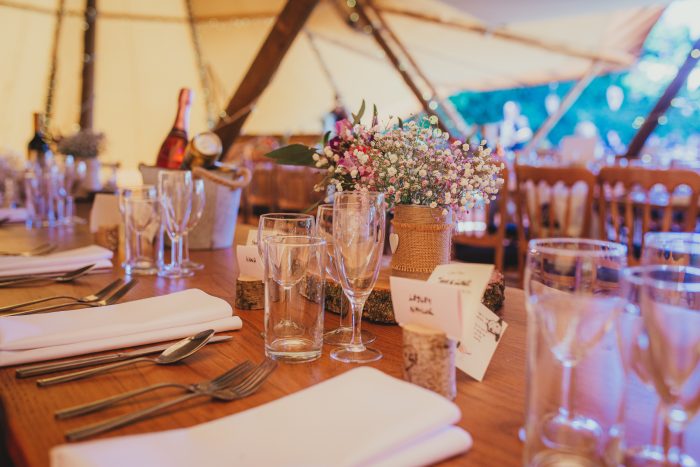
0 263 95 287
0 242 57 257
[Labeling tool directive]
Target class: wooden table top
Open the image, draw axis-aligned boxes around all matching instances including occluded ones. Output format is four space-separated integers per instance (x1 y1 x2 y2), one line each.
0 223 698 467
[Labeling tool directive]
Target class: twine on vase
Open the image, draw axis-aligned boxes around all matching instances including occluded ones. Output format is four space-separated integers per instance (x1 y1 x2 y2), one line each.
391 205 452 275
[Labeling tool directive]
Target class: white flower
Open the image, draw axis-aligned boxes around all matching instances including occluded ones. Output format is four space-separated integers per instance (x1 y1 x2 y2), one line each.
312 153 320 161
387 167 397 177
426 190 433 197
429 202 437 208
445 192 451 203
428 115 438 125
389 153 398 163
419 169 427 177
357 152 369 164
350 169 359 178
327 166 334 173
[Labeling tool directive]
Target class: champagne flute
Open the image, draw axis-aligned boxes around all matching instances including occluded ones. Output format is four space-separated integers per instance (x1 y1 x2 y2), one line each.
257 213 315 335
524 238 627 458
182 178 206 272
629 264 700 467
315 204 375 345
158 170 193 279
331 192 386 363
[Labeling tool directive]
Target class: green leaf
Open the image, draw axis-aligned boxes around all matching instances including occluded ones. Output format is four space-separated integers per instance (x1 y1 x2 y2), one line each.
322 131 331 146
372 104 378 126
397 117 404 128
264 144 318 167
351 100 366 125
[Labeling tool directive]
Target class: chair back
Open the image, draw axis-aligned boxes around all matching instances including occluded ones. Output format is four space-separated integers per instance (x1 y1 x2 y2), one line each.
597 166 700 264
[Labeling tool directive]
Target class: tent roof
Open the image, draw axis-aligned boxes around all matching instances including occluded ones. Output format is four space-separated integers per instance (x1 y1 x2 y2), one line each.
0 0 665 171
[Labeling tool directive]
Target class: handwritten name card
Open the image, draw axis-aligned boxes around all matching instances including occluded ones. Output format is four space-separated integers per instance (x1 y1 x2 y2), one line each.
236 245 264 280
245 229 259 246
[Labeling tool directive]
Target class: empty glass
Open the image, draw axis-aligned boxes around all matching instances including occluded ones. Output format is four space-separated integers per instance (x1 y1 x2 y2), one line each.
158 171 194 279
316 204 375 346
118 186 159 274
330 192 386 363
524 238 627 466
24 164 60 227
182 177 205 272
264 235 326 362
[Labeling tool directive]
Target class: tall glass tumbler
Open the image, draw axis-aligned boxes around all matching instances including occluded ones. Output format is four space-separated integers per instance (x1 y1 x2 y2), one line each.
524 238 627 466
118 185 159 274
263 235 326 363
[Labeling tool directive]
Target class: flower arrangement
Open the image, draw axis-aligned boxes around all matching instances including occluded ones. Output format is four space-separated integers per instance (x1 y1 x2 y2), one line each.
265 103 503 213
56 130 105 159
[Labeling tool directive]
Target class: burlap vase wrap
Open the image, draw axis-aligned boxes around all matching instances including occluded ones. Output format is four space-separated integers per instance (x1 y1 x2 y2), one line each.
390 204 453 280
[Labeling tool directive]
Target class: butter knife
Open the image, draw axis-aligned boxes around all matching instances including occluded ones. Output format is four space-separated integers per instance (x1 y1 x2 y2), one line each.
15 335 233 378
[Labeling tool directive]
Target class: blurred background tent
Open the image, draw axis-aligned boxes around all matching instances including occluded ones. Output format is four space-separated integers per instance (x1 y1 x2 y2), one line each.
0 0 666 182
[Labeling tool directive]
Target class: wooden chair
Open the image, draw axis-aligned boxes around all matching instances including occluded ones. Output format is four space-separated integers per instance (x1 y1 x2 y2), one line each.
597 166 700 264
452 166 508 271
514 165 597 279
275 166 326 212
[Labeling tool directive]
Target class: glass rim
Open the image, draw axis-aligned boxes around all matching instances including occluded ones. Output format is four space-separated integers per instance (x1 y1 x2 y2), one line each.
644 232 700 254
527 238 627 258
622 264 700 292
259 212 315 221
263 234 326 247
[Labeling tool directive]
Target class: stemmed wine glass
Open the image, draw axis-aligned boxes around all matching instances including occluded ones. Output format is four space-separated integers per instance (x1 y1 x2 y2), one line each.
258 213 315 334
182 178 206 272
331 191 386 363
315 204 375 346
524 238 627 457
158 170 194 279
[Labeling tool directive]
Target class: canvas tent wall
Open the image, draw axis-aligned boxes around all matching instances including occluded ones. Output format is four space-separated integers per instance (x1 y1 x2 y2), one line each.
0 0 664 177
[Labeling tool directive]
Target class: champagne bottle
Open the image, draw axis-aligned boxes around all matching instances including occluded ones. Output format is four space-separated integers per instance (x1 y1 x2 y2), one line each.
155 88 192 169
181 132 222 170
27 113 50 163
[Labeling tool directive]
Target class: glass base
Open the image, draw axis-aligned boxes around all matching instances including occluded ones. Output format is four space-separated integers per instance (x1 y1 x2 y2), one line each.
331 345 382 363
158 267 194 279
625 445 697 467
324 327 376 346
273 319 305 336
541 412 602 452
266 337 321 363
125 266 158 276
183 260 204 271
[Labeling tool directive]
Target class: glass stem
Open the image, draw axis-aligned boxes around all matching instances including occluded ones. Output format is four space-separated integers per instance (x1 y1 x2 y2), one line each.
560 362 575 420
183 234 190 263
348 295 367 351
662 409 686 466
171 236 182 271
338 293 349 328
284 287 293 324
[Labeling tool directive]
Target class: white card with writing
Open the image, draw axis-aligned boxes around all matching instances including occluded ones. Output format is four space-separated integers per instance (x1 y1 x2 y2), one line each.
454 304 508 381
245 229 259 246
429 263 494 309
390 276 463 340
236 245 264 279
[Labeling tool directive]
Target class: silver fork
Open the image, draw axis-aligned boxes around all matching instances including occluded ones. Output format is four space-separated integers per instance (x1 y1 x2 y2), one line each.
55 360 255 419
0 243 57 256
2 279 138 317
65 359 277 442
0 278 123 313
0 264 95 288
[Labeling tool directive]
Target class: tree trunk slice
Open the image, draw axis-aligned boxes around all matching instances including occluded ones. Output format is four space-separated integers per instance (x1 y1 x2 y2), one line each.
402 323 457 400
235 277 264 310
324 259 506 324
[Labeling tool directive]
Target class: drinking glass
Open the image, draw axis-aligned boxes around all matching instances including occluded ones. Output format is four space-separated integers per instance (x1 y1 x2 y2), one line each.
123 196 160 275
24 163 61 228
631 264 700 467
263 235 326 362
524 238 627 465
158 170 194 279
330 192 386 363
258 213 315 335
118 185 158 273
315 204 375 345
182 178 205 272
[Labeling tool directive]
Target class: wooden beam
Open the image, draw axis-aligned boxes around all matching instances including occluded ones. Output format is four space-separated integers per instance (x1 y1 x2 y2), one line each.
79 0 96 130
626 38 700 159
214 0 319 152
371 4 470 138
353 1 448 133
520 61 603 159
44 0 65 130
378 7 635 67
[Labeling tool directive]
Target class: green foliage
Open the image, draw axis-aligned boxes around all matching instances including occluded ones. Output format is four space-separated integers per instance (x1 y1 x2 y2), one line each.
264 144 317 166
351 100 366 125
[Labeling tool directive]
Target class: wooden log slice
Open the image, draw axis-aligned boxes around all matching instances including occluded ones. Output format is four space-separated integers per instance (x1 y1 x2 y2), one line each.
402 323 457 400
235 277 264 310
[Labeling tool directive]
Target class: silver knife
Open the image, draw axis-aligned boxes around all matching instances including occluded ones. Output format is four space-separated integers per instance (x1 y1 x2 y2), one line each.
15 335 233 378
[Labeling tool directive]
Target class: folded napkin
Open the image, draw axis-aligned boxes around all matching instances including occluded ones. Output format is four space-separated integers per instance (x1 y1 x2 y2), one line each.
0 207 27 223
51 367 472 467
0 289 242 366
0 245 113 277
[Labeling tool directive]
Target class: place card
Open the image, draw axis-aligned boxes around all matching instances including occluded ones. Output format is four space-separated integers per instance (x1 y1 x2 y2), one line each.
428 263 494 309
390 277 464 341
245 229 259 246
236 245 264 279
454 304 508 382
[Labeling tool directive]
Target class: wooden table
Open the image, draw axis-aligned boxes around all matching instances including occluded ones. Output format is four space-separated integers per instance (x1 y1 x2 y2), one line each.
0 223 698 467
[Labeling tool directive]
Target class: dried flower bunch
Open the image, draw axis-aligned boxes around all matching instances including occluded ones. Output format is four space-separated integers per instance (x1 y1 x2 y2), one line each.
57 130 105 159
266 102 504 212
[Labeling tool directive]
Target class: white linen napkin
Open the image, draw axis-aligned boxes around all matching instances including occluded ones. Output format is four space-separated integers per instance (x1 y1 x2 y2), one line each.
51 367 472 467
0 207 27 223
0 289 242 366
0 245 113 277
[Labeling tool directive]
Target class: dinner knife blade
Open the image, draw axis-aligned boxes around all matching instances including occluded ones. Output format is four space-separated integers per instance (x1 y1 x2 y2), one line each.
15 335 233 378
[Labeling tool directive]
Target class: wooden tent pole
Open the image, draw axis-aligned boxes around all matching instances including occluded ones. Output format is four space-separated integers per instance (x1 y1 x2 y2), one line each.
353 1 447 133
625 38 700 159
214 0 319 152
79 0 96 130
370 4 471 138
519 61 603 160
44 0 65 130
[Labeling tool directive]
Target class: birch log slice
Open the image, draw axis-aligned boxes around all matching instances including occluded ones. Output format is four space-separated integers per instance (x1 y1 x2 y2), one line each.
402 323 457 400
235 276 264 310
